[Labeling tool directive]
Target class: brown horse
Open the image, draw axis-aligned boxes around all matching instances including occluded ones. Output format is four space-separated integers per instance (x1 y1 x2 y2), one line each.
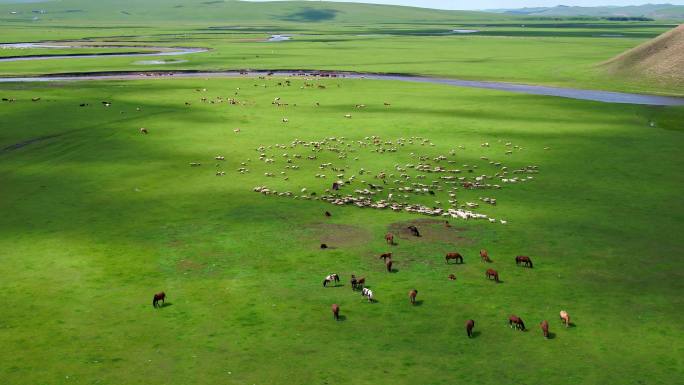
351 276 365 290
560 310 570 327
407 225 421 237
540 320 549 338
480 249 492 263
152 292 166 308
485 268 500 283
386 259 393 272
446 252 463 264
379 253 392 261
332 304 340 321
466 319 475 338
385 233 395 245
408 289 418 305
448 274 456 281
325 211 332 217
509 315 525 331
515 255 533 268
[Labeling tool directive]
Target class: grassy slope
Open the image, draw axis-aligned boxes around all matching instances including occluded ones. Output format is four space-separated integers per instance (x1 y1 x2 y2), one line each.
0 77 682 385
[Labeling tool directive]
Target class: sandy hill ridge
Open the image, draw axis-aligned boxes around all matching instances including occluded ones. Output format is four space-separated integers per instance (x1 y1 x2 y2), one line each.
603 24 684 84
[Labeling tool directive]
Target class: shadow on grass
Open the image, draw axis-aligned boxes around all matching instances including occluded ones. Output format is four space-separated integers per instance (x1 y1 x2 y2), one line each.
471 331 482 339
413 299 424 306
336 314 347 322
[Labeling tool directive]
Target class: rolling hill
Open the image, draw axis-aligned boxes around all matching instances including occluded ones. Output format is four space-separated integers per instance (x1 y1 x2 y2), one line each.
490 4 684 20
603 23 684 84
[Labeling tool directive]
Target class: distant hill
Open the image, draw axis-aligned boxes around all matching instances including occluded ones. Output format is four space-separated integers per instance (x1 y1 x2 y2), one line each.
489 4 684 20
0 0 506 24
603 24 684 84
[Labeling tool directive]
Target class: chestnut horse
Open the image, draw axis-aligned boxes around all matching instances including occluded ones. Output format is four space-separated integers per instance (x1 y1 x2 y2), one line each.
540 320 549 338
445 252 463 264
515 255 533 268
408 289 418 305
386 258 393 272
152 292 166 308
466 319 475 338
332 304 340 321
385 233 394 245
509 315 525 331
485 268 500 283
560 310 570 327
480 249 492 263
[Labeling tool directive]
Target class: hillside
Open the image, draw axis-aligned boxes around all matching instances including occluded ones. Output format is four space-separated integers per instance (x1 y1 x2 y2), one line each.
491 4 684 20
0 0 506 24
603 23 684 84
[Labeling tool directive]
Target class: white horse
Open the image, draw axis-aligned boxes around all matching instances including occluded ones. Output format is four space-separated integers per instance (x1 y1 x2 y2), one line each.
362 287 374 302
323 274 340 287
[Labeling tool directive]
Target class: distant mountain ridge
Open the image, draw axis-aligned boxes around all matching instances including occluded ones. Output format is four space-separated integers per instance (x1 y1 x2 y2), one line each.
489 3 684 19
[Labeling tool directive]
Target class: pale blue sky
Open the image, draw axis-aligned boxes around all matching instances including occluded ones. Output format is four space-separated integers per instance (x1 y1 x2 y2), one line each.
245 1 684 11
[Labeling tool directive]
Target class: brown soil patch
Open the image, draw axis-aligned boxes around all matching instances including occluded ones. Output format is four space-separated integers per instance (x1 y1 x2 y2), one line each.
176 259 205 273
387 218 472 245
303 222 373 248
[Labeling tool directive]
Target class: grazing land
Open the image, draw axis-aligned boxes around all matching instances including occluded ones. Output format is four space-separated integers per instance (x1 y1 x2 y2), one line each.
0 1 682 385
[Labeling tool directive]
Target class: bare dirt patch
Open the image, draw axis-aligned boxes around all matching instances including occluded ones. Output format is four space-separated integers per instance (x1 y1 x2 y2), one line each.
387 218 472 245
176 259 206 273
303 222 373 248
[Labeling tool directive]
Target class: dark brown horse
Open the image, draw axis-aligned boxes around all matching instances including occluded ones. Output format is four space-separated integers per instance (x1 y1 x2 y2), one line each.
386 259 393 272
515 255 533 268
332 304 340 321
352 276 365 290
448 274 456 281
509 315 525 331
480 249 492 263
408 289 418 305
152 292 166 308
407 225 420 237
325 211 332 217
385 233 394 245
379 253 392 261
485 268 500 283
540 320 549 338
466 319 475 338
446 252 463 264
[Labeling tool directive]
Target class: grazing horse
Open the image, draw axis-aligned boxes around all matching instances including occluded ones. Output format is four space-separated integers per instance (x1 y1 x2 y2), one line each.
485 268 500 283
540 320 549 339
445 252 463 264
515 255 533 268
355 276 366 289
560 310 570 327
152 292 166 308
361 287 374 302
379 253 392 261
407 225 421 237
385 233 394 245
509 315 525 331
385 258 393 273
466 319 475 338
448 274 456 281
323 274 340 287
320 243 328 249
408 289 418 305
324 211 332 217
140 127 148 135
332 304 340 321
350 275 358 290
480 249 492 263
332 182 340 191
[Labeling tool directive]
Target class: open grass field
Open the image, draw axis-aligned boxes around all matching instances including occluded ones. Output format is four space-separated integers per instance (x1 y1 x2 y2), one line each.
1 1 683 385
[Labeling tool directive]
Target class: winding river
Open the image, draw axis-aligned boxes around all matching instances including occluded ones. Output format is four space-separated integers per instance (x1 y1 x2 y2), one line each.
1 43 682 106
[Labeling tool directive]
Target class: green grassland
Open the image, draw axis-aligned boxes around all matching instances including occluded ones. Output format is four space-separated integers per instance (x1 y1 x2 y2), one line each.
1 1 683 385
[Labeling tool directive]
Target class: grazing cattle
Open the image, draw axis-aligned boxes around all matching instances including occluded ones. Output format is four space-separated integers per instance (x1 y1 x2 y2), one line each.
385 259 393 273
361 287 374 302
323 274 340 287
509 315 525 331
560 310 570 327
515 255 533 268
139 127 148 135
152 292 166 308
448 274 456 281
408 289 418 305
446 252 463 264
540 320 549 338
385 233 394 245
320 243 328 249
332 304 340 321
379 253 392 261
485 268 500 283
480 249 492 263
407 225 420 237
325 211 332 217
465 319 475 338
